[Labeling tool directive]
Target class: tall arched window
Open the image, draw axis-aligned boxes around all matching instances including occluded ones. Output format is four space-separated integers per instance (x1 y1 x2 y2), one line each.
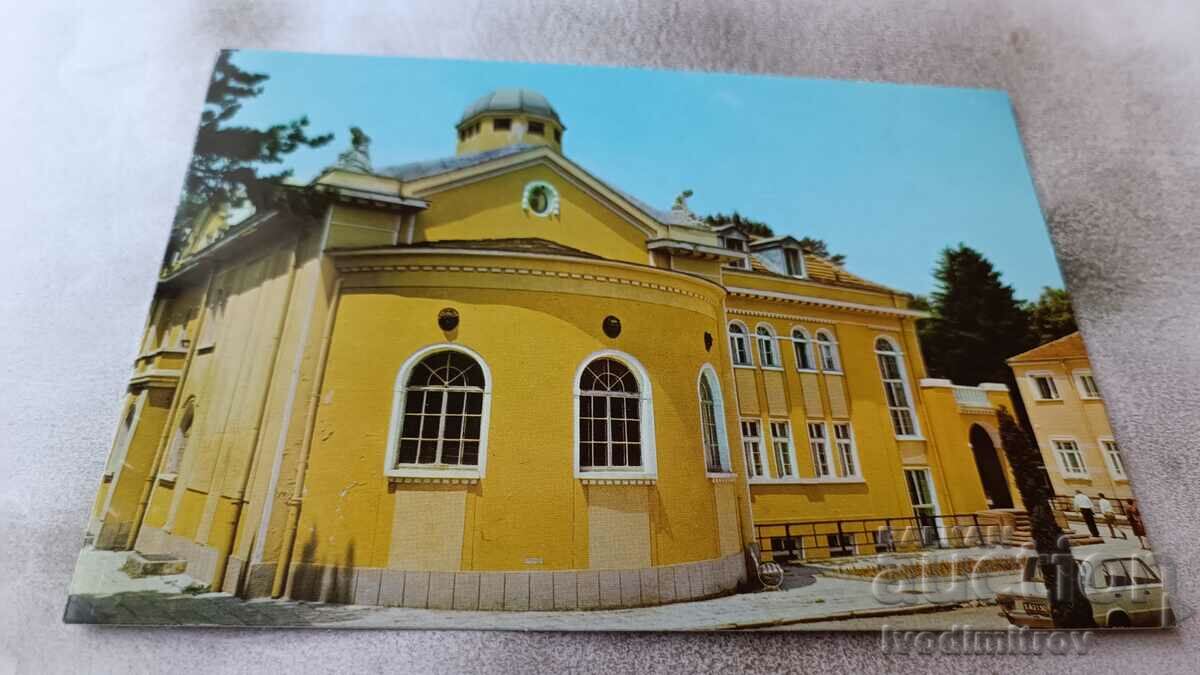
697 367 731 473
728 322 752 366
578 357 646 471
792 327 815 371
389 347 490 473
815 330 841 372
756 324 780 368
875 337 919 438
162 398 195 476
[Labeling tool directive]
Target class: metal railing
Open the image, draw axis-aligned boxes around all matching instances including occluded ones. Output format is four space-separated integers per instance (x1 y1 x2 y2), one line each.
1050 493 1135 519
754 513 1009 564
953 386 993 408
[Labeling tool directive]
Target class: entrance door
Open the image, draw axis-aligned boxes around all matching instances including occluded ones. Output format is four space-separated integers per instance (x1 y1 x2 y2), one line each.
969 424 1014 509
904 468 940 547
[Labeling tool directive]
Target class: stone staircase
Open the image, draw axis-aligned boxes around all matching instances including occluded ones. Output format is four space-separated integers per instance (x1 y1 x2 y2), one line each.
976 509 1104 548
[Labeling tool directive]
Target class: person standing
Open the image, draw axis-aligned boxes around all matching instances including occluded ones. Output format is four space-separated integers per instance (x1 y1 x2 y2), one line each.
1097 493 1124 539
1126 500 1149 549
1073 490 1100 537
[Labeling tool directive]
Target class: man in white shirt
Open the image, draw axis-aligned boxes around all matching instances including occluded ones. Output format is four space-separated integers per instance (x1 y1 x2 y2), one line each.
1097 493 1124 539
1073 490 1100 537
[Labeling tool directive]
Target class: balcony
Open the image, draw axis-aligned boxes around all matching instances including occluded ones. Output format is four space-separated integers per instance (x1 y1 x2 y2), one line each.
953 386 993 410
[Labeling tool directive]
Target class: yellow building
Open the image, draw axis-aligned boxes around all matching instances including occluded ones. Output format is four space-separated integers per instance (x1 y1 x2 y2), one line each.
1007 332 1132 500
87 88 1022 610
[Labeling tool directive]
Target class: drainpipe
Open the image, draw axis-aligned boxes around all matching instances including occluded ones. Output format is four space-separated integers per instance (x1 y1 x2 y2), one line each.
271 276 343 598
124 268 215 551
210 247 299 592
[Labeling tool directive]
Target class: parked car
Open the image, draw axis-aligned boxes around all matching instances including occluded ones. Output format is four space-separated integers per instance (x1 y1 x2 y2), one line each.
997 554 1173 628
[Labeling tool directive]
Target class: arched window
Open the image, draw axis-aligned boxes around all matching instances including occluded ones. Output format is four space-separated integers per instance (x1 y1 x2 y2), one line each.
815 330 841 372
728 322 752 366
698 367 732 473
875 337 919 438
105 403 137 475
578 357 647 471
162 398 195 476
792 327 815 371
390 347 490 473
756 324 780 368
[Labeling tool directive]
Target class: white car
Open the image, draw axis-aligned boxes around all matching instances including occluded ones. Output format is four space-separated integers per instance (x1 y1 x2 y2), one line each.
997 555 1173 628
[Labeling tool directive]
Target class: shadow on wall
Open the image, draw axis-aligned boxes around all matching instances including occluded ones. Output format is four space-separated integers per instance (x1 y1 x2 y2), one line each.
287 524 358 604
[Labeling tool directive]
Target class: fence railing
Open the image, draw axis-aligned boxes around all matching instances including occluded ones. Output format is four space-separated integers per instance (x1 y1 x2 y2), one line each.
754 513 1010 564
1050 493 1135 519
953 386 993 408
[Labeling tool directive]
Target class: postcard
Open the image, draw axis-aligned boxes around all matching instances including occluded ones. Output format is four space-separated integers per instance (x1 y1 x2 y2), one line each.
65 50 1169 632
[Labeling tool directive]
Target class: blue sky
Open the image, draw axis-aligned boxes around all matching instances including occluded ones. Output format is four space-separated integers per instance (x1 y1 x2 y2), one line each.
223 50 1061 300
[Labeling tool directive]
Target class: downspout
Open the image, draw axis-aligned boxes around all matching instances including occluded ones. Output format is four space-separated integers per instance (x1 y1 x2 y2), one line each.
271 276 343 598
124 268 216 550
210 247 299 592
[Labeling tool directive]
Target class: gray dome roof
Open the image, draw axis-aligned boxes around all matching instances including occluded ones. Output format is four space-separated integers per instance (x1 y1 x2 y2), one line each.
459 88 562 125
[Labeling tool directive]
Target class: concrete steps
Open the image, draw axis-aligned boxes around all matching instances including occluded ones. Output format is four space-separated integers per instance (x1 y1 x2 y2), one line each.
120 552 187 578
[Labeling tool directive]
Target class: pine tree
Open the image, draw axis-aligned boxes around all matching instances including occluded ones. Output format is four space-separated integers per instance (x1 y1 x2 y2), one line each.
170 50 333 257
1026 287 1078 345
997 407 1095 628
918 245 1032 386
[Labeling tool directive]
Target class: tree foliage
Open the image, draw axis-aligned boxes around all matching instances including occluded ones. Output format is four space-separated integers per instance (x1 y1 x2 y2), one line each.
917 244 1034 386
997 407 1095 628
171 50 333 253
1026 286 1078 345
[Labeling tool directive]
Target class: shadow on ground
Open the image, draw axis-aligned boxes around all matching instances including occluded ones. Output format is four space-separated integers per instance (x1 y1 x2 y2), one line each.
64 591 373 627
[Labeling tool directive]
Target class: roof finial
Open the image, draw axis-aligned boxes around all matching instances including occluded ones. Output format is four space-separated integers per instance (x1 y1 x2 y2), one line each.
334 126 372 173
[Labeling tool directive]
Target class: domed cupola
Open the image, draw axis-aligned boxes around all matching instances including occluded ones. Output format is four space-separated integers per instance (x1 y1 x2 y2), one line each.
455 88 565 156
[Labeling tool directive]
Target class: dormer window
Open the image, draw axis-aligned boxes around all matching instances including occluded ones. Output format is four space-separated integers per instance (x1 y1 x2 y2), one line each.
528 121 545 136
721 236 747 252
493 117 511 131
785 249 805 277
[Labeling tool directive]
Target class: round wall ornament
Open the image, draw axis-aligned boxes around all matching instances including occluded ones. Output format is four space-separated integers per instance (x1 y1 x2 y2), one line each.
522 180 560 217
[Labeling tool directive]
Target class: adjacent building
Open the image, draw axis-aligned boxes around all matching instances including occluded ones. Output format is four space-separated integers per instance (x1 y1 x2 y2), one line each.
87 88 1022 611
1007 331 1132 500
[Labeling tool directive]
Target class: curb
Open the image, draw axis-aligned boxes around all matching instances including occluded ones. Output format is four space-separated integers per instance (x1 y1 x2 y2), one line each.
720 599 997 630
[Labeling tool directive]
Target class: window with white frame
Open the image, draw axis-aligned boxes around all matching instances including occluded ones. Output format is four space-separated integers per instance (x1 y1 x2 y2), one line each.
1075 371 1101 399
784 248 805 277
1052 439 1088 476
792 328 815 371
807 421 832 478
1029 373 1060 401
578 357 646 471
815 330 841 372
769 421 796 478
874 338 919 438
728 323 752 366
698 369 731 473
395 350 487 468
161 397 195 476
741 420 766 479
833 422 860 478
1101 439 1126 479
756 324 780 368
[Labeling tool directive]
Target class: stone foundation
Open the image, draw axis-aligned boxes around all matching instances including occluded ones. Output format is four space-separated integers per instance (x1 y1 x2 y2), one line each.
285 551 747 611
134 525 220 587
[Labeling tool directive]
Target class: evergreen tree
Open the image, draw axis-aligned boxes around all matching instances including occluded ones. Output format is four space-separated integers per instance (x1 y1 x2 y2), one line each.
1026 286 1078 345
917 245 1032 386
997 407 1095 628
171 50 333 256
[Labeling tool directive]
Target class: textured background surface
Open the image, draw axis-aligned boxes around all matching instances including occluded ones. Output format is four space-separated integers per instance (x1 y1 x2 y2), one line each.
2 1 1197 671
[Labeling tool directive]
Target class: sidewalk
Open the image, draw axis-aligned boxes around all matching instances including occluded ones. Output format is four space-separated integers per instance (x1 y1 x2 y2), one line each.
65 545 1032 630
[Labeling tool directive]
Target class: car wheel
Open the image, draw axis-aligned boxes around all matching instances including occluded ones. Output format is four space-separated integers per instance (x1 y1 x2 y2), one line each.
1108 612 1132 628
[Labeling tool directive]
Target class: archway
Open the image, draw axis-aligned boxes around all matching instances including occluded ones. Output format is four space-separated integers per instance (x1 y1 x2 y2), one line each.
970 424 1013 509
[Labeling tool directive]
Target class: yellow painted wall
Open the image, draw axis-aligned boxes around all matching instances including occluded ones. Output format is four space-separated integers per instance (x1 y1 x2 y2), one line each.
456 114 563 155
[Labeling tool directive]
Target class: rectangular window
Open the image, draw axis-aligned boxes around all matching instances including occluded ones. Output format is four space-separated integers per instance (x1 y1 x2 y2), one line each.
528 120 545 135
807 421 832 478
826 533 855 557
493 117 511 131
1102 439 1126 479
741 420 766 478
721 236 746 252
769 421 796 478
785 248 804 276
1030 374 1060 400
1076 372 1101 399
833 422 859 477
1052 439 1088 476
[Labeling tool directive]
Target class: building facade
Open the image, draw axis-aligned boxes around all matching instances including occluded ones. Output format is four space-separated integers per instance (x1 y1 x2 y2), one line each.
87 88 1021 610
1007 332 1132 500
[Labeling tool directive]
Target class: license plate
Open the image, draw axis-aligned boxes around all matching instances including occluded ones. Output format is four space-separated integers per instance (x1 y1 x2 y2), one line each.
1022 600 1050 616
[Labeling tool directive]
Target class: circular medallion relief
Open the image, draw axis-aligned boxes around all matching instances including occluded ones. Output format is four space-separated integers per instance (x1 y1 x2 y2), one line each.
522 181 560 217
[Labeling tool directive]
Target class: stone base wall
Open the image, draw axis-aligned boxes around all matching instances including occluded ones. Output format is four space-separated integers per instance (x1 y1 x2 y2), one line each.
135 525 220 587
284 552 747 611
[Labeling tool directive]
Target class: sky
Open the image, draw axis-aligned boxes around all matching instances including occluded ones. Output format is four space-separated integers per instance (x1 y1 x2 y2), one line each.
220 50 1062 300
